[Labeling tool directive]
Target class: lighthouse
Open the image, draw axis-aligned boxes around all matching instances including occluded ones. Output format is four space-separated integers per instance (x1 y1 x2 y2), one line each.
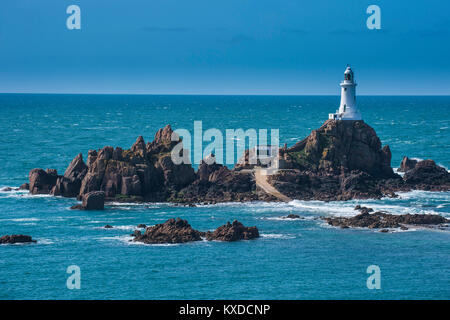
329 66 362 121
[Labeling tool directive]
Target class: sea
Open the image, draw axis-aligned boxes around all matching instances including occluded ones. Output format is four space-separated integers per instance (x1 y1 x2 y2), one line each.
0 94 449 299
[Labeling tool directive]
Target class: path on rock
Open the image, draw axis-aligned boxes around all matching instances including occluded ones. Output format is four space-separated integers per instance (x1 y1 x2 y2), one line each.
254 169 291 202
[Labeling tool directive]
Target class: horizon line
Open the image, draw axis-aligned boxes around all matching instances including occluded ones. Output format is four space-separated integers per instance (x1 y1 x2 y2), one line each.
1 92 449 97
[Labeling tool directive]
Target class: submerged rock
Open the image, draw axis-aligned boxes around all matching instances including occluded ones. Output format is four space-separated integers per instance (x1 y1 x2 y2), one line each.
104 225 113 229
133 218 203 244
205 220 259 241
0 235 36 244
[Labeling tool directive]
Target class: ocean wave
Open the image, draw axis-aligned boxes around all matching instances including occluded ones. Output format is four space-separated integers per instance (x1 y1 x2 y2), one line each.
0 217 40 222
96 225 139 231
260 233 296 239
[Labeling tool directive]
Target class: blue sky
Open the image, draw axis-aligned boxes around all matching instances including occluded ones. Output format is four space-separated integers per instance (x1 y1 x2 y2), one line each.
0 0 449 94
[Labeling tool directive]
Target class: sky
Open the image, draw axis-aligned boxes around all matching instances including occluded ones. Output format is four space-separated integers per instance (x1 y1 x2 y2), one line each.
0 0 449 95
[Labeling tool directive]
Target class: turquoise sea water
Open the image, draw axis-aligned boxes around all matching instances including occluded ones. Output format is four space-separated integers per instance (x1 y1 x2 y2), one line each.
0 94 449 299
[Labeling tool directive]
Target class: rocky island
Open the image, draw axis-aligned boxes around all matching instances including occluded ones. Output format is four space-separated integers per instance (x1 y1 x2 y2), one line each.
23 120 450 206
131 218 259 244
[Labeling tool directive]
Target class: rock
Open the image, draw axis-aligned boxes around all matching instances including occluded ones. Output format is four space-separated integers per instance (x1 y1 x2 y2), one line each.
51 153 88 197
403 160 450 191
104 225 113 229
284 214 301 219
354 205 374 214
287 120 395 178
205 220 259 241
379 229 389 233
131 136 146 158
71 191 105 210
0 235 36 244
132 218 203 244
398 156 418 172
146 125 179 154
82 191 105 210
1 187 13 192
197 156 223 182
137 224 147 228
29 168 58 194
324 211 448 230
156 154 196 189
19 183 29 190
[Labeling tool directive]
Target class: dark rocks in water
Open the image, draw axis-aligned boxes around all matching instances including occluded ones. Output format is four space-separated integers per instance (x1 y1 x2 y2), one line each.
137 224 147 228
403 160 450 191
132 218 260 244
284 214 301 219
29 168 58 194
71 191 105 210
0 235 36 244
19 183 29 190
205 220 259 241
354 205 374 214
1 187 13 192
51 153 88 197
133 218 203 244
398 156 418 172
324 208 449 230
104 225 113 229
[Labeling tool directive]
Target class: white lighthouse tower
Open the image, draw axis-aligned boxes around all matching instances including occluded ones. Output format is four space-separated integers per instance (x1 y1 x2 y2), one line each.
329 66 362 121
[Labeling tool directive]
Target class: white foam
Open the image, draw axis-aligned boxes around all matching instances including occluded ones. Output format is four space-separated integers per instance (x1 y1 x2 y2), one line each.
97 225 138 231
260 233 296 239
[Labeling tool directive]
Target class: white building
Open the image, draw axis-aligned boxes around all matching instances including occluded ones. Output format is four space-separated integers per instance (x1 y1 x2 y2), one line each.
329 66 362 121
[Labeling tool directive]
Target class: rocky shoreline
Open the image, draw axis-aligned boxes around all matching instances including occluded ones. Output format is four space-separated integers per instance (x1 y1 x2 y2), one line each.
21 120 450 207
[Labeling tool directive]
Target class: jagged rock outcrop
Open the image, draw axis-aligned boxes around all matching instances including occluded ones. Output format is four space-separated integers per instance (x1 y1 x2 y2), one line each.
52 153 88 197
0 235 37 244
398 156 418 172
29 168 58 194
287 120 395 177
205 220 259 241
403 160 450 191
132 218 203 244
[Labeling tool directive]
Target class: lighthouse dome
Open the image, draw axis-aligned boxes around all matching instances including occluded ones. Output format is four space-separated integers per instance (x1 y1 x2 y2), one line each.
344 66 354 82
